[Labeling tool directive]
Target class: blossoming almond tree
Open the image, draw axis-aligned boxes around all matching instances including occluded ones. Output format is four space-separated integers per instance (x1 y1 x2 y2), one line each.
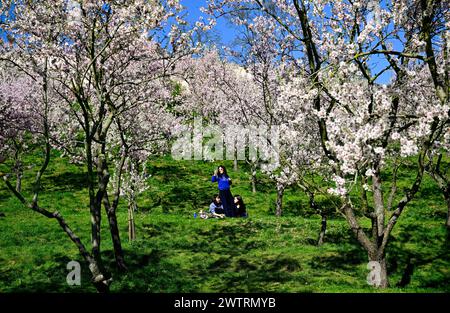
0 66 43 192
179 49 262 159
108 78 183 242
180 49 281 195
232 14 329 217
0 53 116 290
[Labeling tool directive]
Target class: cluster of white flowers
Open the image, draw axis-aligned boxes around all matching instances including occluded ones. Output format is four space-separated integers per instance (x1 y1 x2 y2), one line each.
327 175 348 197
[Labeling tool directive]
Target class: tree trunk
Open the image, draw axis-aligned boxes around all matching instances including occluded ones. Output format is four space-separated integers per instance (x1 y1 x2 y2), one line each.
251 162 257 193
16 170 22 193
368 252 389 288
103 193 127 272
317 214 327 246
128 202 136 242
445 194 450 241
275 182 284 217
106 206 127 271
13 148 23 193
378 257 389 288
397 257 414 287
342 203 390 288
445 191 450 229
372 171 385 237
233 150 238 171
85 136 102 265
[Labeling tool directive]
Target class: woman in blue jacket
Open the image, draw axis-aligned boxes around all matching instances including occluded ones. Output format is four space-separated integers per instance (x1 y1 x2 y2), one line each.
211 165 235 217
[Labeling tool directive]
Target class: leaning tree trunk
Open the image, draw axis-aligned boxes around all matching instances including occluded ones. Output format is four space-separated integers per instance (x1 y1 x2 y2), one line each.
3 174 112 292
53 211 112 292
102 190 127 271
105 203 127 271
275 182 285 217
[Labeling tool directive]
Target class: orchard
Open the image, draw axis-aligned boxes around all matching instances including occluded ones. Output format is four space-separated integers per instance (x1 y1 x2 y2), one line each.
0 0 448 295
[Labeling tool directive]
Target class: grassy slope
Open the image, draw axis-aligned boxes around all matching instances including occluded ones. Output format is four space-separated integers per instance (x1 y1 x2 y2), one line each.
0 151 448 293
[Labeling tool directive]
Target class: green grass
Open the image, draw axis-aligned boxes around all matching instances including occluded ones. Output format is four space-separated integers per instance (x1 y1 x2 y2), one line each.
0 152 449 292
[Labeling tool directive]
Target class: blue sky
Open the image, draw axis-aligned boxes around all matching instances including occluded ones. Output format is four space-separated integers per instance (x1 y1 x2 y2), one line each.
180 0 237 45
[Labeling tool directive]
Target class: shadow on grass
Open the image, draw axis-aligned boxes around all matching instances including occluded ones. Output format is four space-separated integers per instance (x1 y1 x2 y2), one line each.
147 164 188 183
0 254 96 293
309 245 367 272
388 223 450 289
417 183 442 199
143 162 214 213
43 172 89 191
107 220 304 292
0 191 11 202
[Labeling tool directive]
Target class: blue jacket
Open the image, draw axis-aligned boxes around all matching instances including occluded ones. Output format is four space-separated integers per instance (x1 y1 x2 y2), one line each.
211 175 232 190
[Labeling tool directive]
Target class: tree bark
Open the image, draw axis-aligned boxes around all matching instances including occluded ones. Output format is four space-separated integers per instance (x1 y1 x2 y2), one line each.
128 201 136 242
102 194 127 272
317 214 327 246
15 170 22 193
13 143 23 193
53 211 111 292
94 121 119 269
372 170 385 237
444 192 450 230
85 136 102 265
368 252 389 288
443 187 450 229
397 258 414 288
275 182 284 217
251 162 257 193
107 205 127 271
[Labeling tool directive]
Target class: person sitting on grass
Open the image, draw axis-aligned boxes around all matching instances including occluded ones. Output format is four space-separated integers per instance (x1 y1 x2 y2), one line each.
233 195 248 218
209 194 225 218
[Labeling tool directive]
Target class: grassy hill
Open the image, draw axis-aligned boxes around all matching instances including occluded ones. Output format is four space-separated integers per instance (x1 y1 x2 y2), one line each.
0 151 449 292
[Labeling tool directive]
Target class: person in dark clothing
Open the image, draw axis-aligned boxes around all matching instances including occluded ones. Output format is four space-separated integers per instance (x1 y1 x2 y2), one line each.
211 165 235 217
233 195 248 218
